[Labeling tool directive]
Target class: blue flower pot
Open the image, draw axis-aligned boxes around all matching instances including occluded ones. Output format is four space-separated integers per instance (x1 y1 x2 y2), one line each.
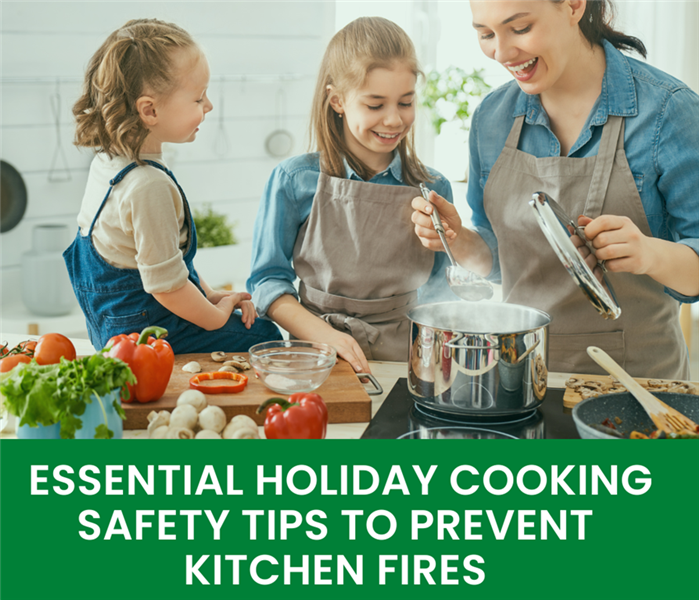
16 421 62 439
75 388 123 439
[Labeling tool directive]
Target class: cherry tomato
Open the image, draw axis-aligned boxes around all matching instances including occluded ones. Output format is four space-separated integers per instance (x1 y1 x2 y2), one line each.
0 354 32 373
34 333 77 365
18 340 37 354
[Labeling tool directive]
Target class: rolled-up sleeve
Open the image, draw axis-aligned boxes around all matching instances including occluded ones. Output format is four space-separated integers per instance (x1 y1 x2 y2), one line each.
655 87 699 303
467 105 501 283
247 165 306 317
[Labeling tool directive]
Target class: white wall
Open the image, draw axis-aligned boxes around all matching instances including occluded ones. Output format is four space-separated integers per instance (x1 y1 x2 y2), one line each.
1 1 335 334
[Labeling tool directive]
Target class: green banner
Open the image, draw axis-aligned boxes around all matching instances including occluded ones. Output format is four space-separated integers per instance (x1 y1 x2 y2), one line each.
1 440 697 599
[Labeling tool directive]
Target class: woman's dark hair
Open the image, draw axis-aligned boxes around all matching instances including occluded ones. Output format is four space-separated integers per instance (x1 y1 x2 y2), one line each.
555 0 647 58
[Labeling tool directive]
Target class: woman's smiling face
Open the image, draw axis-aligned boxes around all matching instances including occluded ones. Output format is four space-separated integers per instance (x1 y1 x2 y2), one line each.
470 0 586 95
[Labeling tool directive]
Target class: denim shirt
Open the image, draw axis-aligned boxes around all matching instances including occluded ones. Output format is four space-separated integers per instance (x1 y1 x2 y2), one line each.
247 152 454 317
468 39 699 303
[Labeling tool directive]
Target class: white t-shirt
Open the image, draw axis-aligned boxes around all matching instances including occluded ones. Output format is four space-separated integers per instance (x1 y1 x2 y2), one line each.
77 153 190 294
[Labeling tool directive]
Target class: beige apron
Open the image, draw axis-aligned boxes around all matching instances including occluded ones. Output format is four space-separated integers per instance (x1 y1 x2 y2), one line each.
293 170 434 361
484 115 689 378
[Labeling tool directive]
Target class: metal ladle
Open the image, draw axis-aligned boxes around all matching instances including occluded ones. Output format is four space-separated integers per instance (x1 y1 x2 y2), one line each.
419 184 493 302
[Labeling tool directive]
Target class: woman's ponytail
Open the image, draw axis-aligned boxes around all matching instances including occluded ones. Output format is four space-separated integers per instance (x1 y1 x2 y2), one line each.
562 0 647 57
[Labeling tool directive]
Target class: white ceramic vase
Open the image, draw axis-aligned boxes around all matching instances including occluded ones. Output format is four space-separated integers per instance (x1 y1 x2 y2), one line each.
21 224 77 316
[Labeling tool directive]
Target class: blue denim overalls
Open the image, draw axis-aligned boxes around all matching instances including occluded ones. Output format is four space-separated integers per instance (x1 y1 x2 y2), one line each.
64 160 281 353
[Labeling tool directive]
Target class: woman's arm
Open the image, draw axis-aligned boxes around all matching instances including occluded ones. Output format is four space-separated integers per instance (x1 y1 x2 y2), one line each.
267 294 370 374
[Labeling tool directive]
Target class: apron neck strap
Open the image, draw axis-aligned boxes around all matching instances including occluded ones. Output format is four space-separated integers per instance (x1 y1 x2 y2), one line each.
583 116 625 217
504 115 525 150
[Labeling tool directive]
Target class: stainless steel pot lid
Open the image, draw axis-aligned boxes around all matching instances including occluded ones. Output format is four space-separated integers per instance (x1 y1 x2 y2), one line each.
529 191 621 320
1 160 28 233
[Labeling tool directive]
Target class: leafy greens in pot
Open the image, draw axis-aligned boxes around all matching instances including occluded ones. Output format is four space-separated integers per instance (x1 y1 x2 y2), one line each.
0 353 136 439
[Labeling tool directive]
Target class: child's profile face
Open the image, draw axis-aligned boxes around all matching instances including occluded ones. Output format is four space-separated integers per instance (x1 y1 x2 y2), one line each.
332 62 416 173
145 47 213 150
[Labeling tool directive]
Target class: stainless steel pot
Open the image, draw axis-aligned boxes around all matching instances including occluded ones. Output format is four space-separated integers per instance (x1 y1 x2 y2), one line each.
408 302 551 417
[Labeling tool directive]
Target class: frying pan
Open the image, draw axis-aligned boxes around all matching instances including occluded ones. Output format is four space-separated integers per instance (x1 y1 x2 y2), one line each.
1 160 28 233
572 392 699 439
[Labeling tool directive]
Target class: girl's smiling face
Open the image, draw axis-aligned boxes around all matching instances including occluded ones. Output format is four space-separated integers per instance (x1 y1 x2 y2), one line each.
470 0 587 96
329 62 416 173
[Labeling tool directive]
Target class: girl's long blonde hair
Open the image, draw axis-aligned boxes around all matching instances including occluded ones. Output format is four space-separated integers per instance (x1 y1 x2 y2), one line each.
309 17 433 186
73 18 197 163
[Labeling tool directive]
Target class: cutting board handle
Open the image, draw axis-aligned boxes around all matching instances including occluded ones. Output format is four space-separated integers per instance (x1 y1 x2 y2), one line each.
356 373 383 396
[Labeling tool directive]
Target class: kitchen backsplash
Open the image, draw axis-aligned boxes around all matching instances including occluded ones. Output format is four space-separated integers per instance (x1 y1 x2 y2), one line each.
1 1 335 314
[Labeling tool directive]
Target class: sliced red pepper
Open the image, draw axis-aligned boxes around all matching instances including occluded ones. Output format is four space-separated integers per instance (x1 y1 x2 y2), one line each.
256 393 328 439
190 371 248 394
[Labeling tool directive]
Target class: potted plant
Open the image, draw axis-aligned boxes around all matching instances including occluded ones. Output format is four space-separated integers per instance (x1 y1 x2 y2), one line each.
0 352 135 439
420 66 491 182
192 204 240 289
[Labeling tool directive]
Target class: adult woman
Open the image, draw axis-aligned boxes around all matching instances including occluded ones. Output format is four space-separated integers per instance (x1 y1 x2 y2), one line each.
412 0 699 378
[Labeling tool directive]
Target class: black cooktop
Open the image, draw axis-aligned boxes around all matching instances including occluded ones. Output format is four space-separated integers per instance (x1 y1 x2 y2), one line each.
361 379 580 439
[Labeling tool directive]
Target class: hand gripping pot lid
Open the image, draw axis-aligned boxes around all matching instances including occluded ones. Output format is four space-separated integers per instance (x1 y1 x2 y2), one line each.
529 191 621 320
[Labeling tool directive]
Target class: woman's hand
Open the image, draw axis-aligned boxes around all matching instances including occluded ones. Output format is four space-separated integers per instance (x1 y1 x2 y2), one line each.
411 190 462 252
569 216 604 283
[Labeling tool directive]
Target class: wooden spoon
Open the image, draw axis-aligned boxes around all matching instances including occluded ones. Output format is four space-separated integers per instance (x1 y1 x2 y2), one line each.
587 346 698 436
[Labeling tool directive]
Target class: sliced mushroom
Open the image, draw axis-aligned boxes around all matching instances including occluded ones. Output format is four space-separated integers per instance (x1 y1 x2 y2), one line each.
177 389 207 413
198 405 227 433
223 359 250 371
182 361 201 373
170 404 198 430
166 427 195 439
211 351 227 362
218 365 239 373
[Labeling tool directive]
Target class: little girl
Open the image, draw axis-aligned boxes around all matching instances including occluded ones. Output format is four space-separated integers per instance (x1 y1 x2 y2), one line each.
65 18 281 353
247 17 454 372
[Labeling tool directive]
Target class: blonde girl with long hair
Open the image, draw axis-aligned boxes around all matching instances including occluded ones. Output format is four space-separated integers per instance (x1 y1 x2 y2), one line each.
65 18 280 352
247 17 454 372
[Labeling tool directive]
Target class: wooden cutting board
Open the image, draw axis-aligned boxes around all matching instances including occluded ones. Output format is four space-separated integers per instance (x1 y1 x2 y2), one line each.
122 353 372 429
562 373 699 408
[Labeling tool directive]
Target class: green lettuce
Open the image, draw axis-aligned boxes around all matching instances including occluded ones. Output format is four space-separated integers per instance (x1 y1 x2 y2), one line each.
0 353 136 439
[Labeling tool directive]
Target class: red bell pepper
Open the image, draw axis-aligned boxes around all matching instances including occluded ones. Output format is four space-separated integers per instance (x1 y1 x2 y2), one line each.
104 326 174 403
189 372 248 394
256 393 328 439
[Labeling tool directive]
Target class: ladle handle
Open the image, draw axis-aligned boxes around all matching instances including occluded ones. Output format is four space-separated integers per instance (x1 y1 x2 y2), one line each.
420 184 458 267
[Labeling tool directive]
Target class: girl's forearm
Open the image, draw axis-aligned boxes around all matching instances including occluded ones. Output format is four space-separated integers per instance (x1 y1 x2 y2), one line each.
452 227 494 277
153 281 230 330
267 294 337 341
646 239 699 297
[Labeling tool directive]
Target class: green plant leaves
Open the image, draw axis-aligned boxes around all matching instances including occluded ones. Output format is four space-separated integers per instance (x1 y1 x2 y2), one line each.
420 66 491 135
193 204 237 248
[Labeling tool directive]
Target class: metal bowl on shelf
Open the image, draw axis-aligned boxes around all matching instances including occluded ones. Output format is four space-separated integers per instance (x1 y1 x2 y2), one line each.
248 340 337 394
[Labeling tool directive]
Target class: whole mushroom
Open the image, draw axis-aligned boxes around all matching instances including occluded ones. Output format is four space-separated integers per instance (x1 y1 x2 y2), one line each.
170 404 198 430
176 389 207 413
198 405 227 434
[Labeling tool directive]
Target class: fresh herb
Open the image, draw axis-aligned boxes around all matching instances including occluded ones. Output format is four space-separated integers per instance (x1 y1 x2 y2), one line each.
0 353 136 439
193 204 237 248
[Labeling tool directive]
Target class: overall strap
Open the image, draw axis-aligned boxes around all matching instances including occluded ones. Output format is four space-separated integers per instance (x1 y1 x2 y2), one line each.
88 162 139 235
583 116 624 217
503 115 525 150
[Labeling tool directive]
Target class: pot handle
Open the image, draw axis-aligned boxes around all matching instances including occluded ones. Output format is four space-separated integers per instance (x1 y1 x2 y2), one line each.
356 373 383 396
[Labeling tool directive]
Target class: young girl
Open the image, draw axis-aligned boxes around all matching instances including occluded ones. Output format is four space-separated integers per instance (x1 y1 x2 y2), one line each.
65 18 281 353
247 17 454 373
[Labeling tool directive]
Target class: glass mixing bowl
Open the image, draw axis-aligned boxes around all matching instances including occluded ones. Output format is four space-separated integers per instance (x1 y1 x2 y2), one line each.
248 340 337 394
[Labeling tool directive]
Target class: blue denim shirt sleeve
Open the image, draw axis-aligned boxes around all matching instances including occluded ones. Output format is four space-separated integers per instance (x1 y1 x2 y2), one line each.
247 159 316 317
654 87 699 303
467 103 502 283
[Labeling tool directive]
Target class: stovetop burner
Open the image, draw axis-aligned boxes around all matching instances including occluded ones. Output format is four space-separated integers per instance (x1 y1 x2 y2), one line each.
361 379 580 440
